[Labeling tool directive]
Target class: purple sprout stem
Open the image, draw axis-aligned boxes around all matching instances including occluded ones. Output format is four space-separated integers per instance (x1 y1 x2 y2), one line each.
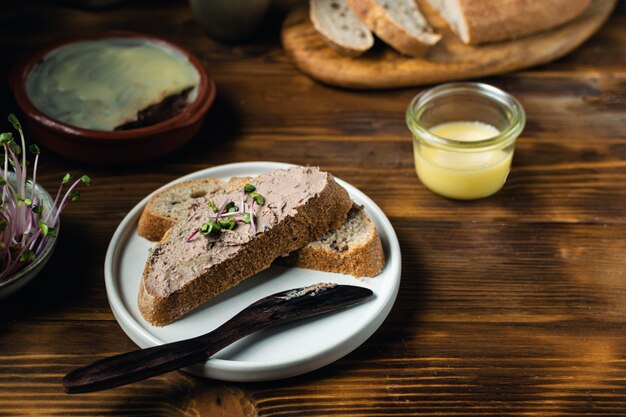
18 129 26 196
45 183 64 225
2 148 7 203
51 178 83 226
211 209 244 219
185 227 200 242
9 151 24 197
20 227 42 254
214 201 229 224
30 153 39 201
249 199 256 234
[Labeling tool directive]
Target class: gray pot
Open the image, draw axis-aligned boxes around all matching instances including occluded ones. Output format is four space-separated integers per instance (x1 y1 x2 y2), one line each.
189 0 272 42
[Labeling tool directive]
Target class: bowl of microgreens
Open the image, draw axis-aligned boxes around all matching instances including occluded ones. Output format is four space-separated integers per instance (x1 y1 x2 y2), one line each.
0 114 90 299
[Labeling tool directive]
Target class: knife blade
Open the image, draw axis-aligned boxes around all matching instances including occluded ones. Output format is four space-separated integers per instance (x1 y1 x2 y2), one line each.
63 283 373 393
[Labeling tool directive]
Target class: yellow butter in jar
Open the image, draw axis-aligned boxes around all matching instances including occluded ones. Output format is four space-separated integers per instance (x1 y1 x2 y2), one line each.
406 83 525 200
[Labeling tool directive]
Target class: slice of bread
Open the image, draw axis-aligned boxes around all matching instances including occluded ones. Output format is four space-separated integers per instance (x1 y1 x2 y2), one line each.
138 178 385 278
347 0 441 56
139 166 352 326
425 0 592 45
137 177 248 241
278 204 384 277
310 0 375 57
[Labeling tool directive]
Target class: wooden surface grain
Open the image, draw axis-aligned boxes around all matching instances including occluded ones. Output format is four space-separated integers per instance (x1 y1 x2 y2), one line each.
0 0 625 415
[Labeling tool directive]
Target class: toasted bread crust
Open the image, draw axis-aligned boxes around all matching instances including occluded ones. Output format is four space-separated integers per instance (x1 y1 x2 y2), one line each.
138 173 352 326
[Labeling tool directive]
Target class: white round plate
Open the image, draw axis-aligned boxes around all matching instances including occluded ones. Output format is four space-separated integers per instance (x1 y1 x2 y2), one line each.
104 161 401 381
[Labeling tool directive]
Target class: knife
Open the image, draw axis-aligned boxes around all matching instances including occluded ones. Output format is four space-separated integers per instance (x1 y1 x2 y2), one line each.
63 283 373 393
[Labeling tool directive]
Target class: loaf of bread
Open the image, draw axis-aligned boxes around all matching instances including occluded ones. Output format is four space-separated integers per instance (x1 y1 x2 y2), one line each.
425 0 592 44
347 0 441 56
139 166 353 326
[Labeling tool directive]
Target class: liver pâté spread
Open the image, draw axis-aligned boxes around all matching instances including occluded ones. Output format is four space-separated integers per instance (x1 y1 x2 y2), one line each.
145 166 334 297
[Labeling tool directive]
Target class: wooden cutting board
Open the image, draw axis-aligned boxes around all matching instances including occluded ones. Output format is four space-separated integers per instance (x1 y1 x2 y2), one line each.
282 0 616 89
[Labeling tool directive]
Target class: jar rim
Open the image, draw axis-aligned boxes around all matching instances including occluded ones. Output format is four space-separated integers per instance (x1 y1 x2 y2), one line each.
406 82 526 150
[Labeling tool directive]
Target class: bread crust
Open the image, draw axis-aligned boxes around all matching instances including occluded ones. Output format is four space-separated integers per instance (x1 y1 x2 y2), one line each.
138 173 352 326
347 0 441 57
434 0 592 44
280 223 384 277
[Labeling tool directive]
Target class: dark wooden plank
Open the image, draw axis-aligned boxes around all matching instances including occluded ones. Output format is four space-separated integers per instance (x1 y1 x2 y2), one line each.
0 0 624 416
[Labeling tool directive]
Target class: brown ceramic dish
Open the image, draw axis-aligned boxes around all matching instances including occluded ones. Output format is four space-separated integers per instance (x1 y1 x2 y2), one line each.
10 32 216 165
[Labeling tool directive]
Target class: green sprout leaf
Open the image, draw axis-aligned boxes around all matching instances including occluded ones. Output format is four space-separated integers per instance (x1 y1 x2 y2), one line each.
23 198 32 206
9 142 21 156
199 221 221 235
62 172 72 184
242 213 251 224
0 132 13 145
207 200 218 213
32 204 43 214
7 114 21 131
69 191 81 202
218 217 237 230
0 220 6 230
81 175 91 186
249 192 265 205
38 219 49 236
19 250 36 263
0 178 6 185
244 183 255 193
28 144 41 155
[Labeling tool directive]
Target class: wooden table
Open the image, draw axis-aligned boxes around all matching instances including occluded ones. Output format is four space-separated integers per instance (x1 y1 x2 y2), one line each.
1 1 625 415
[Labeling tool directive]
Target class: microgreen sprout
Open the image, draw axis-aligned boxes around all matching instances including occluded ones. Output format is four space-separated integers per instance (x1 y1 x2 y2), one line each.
207 200 219 213
199 221 221 235
186 183 270 242
0 114 90 282
249 192 265 205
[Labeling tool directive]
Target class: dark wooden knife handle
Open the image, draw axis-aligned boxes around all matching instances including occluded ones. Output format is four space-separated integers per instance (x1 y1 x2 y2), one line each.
63 333 217 393
63 284 373 393
63 315 264 393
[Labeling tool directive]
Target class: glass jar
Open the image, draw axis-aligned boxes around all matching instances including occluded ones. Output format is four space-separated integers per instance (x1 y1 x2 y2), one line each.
406 82 525 200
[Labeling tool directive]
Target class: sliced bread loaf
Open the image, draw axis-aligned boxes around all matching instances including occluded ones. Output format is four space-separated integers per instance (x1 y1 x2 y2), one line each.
139 166 352 326
278 204 384 277
310 0 375 57
137 178 385 277
347 0 441 56
425 0 592 45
